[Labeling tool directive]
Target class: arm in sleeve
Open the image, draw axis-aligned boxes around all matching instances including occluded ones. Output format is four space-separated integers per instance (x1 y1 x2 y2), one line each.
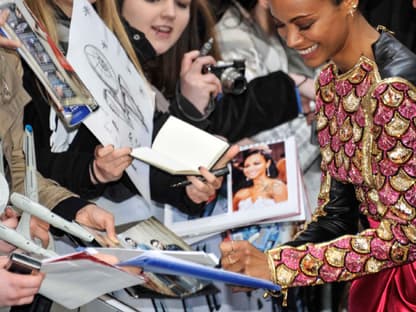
170 71 299 142
267 79 416 288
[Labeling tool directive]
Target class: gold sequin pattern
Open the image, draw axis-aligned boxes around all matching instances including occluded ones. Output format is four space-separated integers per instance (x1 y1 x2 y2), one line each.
320 83 336 103
390 242 409 263
387 141 413 165
402 224 416 243
376 219 394 241
390 169 415 192
381 85 404 108
365 257 386 273
351 237 372 254
385 112 410 137
275 264 298 286
325 247 347 268
300 254 323 277
343 91 361 113
390 197 416 220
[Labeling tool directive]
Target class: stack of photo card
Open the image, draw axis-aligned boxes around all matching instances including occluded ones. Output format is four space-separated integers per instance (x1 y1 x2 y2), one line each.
165 136 312 242
0 0 97 127
114 217 216 298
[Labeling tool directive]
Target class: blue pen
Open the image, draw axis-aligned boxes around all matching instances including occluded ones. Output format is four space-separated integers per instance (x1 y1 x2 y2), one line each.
295 87 303 115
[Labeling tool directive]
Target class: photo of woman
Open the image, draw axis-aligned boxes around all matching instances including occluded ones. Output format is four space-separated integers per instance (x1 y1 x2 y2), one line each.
231 142 288 212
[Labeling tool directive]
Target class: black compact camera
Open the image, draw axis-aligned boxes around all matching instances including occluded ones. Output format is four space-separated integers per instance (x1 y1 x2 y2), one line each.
202 60 247 95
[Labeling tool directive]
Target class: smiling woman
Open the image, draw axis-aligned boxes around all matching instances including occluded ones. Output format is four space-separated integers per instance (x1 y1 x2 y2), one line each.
121 0 191 55
220 0 416 311
232 149 288 212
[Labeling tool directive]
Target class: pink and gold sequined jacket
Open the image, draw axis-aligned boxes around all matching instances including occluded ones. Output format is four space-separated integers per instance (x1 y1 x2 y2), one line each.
267 32 416 289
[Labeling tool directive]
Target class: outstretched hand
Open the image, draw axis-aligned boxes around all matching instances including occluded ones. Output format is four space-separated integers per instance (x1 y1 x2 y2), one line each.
185 145 239 203
219 240 271 292
0 10 21 49
91 145 133 184
75 204 118 247
0 256 44 307
180 50 222 114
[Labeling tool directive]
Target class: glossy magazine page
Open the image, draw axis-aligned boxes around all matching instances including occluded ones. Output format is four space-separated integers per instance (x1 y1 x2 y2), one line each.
165 136 304 238
0 0 97 127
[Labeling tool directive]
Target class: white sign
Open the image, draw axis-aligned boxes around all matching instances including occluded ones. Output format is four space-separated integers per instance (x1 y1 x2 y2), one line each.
67 0 154 201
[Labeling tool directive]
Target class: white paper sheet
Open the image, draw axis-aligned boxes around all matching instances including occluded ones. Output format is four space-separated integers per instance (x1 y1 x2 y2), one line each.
67 0 154 201
40 259 144 309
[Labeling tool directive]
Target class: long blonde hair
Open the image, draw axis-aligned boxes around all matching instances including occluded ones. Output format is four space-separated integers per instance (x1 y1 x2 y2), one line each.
25 0 142 71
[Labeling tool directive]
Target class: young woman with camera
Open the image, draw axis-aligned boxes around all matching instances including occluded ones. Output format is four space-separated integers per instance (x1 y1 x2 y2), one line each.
21 0 235 219
119 0 301 143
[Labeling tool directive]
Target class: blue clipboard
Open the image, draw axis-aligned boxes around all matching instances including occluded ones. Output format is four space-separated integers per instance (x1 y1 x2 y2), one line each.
118 251 280 292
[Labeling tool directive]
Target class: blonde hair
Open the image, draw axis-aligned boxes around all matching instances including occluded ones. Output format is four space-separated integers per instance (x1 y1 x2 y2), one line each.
25 0 142 71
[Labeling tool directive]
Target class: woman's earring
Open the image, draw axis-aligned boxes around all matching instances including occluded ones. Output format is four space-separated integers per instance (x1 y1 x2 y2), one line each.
266 167 270 177
350 3 358 17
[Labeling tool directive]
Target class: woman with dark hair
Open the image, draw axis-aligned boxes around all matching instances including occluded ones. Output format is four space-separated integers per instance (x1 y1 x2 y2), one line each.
119 0 300 143
232 149 287 212
220 0 416 310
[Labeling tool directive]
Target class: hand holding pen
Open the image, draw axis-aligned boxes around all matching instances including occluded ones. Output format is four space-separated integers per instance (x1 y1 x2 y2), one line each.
181 145 240 204
171 167 229 188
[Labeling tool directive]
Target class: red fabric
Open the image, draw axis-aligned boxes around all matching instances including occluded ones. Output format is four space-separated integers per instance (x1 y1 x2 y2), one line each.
349 262 416 311
349 214 416 312
349 218 416 311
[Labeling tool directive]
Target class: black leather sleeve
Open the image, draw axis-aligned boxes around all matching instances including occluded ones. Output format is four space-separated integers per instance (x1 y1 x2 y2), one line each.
373 32 416 85
287 179 360 247
170 70 299 143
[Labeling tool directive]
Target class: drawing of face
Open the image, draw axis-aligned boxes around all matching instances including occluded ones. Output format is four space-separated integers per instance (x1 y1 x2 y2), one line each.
269 0 352 68
121 0 191 55
243 153 270 181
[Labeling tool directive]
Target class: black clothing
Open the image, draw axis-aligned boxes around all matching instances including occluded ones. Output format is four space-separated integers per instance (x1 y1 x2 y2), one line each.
122 20 300 143
373 31 416 84
288 179 360 247
171 71 299 143
360 0 416 54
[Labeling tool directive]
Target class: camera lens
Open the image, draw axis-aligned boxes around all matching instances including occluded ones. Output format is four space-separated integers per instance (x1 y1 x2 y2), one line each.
221 68 247 95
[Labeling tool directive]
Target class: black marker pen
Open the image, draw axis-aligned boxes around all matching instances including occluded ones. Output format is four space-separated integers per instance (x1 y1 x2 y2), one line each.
170 167 229 188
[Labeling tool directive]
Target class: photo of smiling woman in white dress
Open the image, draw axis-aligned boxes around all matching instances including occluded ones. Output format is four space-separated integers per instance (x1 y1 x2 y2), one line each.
232 143 288 212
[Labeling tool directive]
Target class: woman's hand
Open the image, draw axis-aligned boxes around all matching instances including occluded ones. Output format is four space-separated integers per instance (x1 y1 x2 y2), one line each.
185 145 239 204
0 208 50 249
0 256 44 307
30 216 50 248
185 167 222 203
180 50 222 114
0 207 19 253
91 145 133 184
0 10 21 49
75 204 118 247
219 240 271 292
